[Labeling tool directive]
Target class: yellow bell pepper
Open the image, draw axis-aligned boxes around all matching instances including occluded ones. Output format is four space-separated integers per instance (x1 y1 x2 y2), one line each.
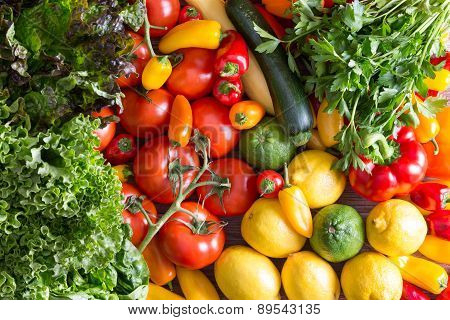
142 56 172 90
278 166 312 238
147 283 185 300
317 99 344 148
419 235 450 265
176 267 220 300
412 95 440 152
389 255 448 294
112 164 133 183
306 129 326 151
424 69 450 92
159 20 221 54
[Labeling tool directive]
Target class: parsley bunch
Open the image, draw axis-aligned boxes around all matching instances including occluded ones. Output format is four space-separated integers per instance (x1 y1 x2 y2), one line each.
256 0 449 170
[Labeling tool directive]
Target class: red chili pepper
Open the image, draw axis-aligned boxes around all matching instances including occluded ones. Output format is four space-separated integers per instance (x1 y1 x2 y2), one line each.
430 51 450 71
401 281 430 300
212 78 243 107
410 183 449 211
349 127 428 202
104 133 137 165
426 210 450 241
257 170 285 198
254 4 286 40
436 286 450 300
178 5 203 24
214 30 249 80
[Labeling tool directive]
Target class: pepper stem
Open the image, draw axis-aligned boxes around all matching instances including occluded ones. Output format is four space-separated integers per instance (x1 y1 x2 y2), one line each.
431 138 440 156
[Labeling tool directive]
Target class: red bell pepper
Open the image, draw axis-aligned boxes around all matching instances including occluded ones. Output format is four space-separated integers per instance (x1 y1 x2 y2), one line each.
426 210 450 241
436 286 450 300
410 183 449 211
349 127 428 202
254 4 286 40
430 51 450 71
401 281 430 300
214 30 249 80
178 5 203 24
212 78 243 107
104 133 137 165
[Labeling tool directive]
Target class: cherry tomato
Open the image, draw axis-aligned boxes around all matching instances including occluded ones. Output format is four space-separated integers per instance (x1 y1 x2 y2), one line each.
178 5 203 24
158 202 225 269
166 48 216 100
133 136 200 204
257 170 285 198
104 134 137 165
116 58 146 88
197 158 258 216
120 88 173 138
192 97 240 158
92 107 116 151
121 184 157 247
138 0 180 38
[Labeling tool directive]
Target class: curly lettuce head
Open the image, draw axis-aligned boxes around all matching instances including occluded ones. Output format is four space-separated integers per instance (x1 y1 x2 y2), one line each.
0 108 148 300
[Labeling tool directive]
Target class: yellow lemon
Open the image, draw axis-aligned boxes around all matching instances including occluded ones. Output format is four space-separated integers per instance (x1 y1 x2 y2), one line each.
282 251 340 300
341 252 402 300
366 199 427 256
288 150 346 209
214 245 281 300
241 198 306 258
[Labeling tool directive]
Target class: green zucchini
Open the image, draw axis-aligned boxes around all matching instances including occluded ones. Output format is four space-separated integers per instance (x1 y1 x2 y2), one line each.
225 0 313 146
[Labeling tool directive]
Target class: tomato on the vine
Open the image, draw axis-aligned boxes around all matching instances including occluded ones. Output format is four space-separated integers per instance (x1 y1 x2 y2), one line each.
192 97 240 158
158 201 226 269
197 158 258 216
128 31 151 61
92 106 116 152
256 170 285 198
116 58 147 88
133 136 200 204
120 88 173 138
178 5 203 24
166 48 216 100
138 0 180 38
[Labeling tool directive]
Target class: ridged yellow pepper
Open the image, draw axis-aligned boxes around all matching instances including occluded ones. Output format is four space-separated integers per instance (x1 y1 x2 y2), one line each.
306 129 326 151
142 56 172 90
424 69 450 92
176 267 220 300
317 99 344 148
389 255 448 294
147 283 185 300
159 20 221 54
419 235 450 265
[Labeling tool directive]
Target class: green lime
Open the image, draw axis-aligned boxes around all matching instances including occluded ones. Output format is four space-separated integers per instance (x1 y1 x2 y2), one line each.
239 117 296 171
310 204 365 263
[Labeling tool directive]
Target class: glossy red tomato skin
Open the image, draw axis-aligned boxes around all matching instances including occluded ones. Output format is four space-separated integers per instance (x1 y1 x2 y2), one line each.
119 88 174 138
256 170 285 198
166 48 216 100
133 136 200 204
92 107 116 151
128 31 151 61
197 158 258 216
138 0 180 38
158 202 225 269
191 97 240 158
116 58 146 88
121 182 142 200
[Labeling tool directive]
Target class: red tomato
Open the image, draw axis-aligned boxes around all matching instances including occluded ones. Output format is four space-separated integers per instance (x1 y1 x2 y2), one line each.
178 5 203 24
197 158 258 216
104 133 137 165
166 48 216 100
92 107 116 151
133 136 200 204
116 58 146 88
257 170 285 198
158 202 225 269
138 0 180 38
119 88 173 138
192 97 240 158
121 184 157 247
128 31 151 61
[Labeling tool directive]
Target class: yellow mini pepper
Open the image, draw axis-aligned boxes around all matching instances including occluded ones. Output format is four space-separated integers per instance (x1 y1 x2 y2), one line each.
159 20 222 54
147 283 185 300
317 99 344 148
142 56 172 90
419 235 450 265
412 95 440 153
389 255 448 294
424 69 450 92
112 164 133 183
176 267 220 300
